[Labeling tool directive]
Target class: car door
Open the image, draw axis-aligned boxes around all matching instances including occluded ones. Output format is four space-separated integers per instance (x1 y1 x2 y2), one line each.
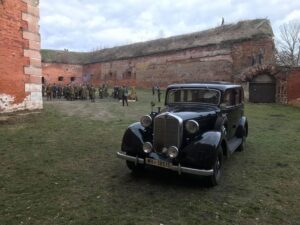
221 88 240 139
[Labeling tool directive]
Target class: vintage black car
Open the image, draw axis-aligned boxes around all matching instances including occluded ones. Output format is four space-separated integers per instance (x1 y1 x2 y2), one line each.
117 82 248 186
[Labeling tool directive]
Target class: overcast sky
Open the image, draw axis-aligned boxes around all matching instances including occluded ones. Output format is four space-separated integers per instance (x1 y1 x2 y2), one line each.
40 0 300 52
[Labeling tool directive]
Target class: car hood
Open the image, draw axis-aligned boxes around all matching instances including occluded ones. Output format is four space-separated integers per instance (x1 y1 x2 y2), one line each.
163 105 218 121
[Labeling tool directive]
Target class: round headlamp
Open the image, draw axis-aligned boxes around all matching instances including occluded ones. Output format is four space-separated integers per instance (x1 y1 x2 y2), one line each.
185 120 199 134
140 115 152 128
167 146 179 158
143 142 153 153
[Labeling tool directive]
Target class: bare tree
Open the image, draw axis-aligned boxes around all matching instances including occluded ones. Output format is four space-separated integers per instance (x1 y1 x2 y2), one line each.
276 21 300 66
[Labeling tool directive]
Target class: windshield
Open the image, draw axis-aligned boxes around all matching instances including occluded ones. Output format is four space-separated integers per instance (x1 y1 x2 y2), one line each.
166 88 220 105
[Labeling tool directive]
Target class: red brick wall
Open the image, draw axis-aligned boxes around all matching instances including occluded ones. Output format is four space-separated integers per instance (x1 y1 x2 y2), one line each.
82 63 102 85
0 0 42 113
287 68 300 105
42 63 83 85
80 38 274 88
43 38 275 89
0 0 28 106
81 45 233 88
231 37 275 77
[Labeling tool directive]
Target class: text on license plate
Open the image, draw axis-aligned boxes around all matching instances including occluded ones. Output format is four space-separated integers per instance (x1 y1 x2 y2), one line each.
145 158 171 169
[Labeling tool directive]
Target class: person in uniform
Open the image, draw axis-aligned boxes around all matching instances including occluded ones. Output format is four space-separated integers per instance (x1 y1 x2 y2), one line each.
89 85 96 102
121 85 128 106
157 86 161 102
70 85 75 101
99 86 103 99
63 85 67 99
57 85 62 99
52 83 57 99
78 85 83 100
46 84 52 101
103 84 108 98
82 85 87 100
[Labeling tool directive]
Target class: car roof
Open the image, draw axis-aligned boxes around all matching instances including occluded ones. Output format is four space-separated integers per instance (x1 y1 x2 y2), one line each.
167 82 241 91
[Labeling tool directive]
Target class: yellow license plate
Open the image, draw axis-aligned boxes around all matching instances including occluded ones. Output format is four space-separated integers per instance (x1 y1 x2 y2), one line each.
145 158 171 169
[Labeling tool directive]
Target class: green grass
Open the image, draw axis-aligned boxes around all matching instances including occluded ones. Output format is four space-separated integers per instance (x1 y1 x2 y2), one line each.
0 89 300 225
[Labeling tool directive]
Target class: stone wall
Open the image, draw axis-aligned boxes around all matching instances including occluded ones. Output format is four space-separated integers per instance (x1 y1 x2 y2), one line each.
41 19 275 89
231 37 275 77
79 38 274 88
0 0 42 113
42 63 83 85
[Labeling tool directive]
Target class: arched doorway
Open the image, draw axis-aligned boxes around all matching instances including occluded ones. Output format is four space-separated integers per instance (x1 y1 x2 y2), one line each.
249 74 275 103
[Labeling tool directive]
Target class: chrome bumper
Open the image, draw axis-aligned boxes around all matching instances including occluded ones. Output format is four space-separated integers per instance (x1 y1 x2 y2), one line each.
116 152 214 176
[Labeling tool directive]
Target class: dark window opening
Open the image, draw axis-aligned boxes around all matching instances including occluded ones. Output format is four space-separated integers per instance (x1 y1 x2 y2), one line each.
70 77 75 82
58 76 64 81
42 77 45 84
125 71 132 79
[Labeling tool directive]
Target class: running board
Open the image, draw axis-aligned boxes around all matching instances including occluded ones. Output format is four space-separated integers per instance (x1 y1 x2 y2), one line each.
227 137 242 153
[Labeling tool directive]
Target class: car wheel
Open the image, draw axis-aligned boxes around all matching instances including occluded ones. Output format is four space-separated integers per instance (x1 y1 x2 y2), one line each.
207 146 223 187
126 161 145 173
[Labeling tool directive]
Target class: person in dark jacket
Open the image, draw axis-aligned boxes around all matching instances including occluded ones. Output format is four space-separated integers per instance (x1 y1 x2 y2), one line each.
157 86 161 102
89 85 96 102
121 85 128 106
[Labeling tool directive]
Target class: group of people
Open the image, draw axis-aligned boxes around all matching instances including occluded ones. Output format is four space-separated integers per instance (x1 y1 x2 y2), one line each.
43 83 134 106
43 83 109 102
43 83 159 106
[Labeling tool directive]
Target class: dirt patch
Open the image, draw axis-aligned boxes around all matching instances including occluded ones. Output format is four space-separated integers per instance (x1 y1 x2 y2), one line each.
45 100 116 121
0 110 42 124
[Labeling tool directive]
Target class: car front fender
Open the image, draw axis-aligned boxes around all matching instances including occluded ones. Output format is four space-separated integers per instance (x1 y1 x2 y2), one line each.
121 122 152 156
180 131 223 169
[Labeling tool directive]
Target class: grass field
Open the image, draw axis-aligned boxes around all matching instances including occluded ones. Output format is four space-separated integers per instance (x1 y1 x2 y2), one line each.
0 89 300 225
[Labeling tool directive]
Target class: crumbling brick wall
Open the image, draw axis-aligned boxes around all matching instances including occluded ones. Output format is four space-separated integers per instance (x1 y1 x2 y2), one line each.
42 20 275 89
42 63 83 85
79 38 274 88
79 46 233 87
231 37 275 77
0 0 42 113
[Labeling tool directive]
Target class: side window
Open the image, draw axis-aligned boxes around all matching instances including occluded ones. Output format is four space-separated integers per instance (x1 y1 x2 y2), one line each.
168 90 181 102
223 89 236 107
174 90 181 102
240 88 244 103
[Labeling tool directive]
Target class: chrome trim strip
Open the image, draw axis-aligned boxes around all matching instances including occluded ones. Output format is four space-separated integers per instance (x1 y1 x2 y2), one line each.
116 152 214 176
169 165 213 176
116 152 145 164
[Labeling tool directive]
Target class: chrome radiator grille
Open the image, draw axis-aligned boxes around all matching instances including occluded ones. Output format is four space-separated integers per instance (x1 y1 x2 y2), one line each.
153 113 183 152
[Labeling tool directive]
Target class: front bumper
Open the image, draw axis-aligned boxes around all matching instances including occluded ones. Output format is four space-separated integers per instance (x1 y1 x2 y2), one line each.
116 152 213 176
